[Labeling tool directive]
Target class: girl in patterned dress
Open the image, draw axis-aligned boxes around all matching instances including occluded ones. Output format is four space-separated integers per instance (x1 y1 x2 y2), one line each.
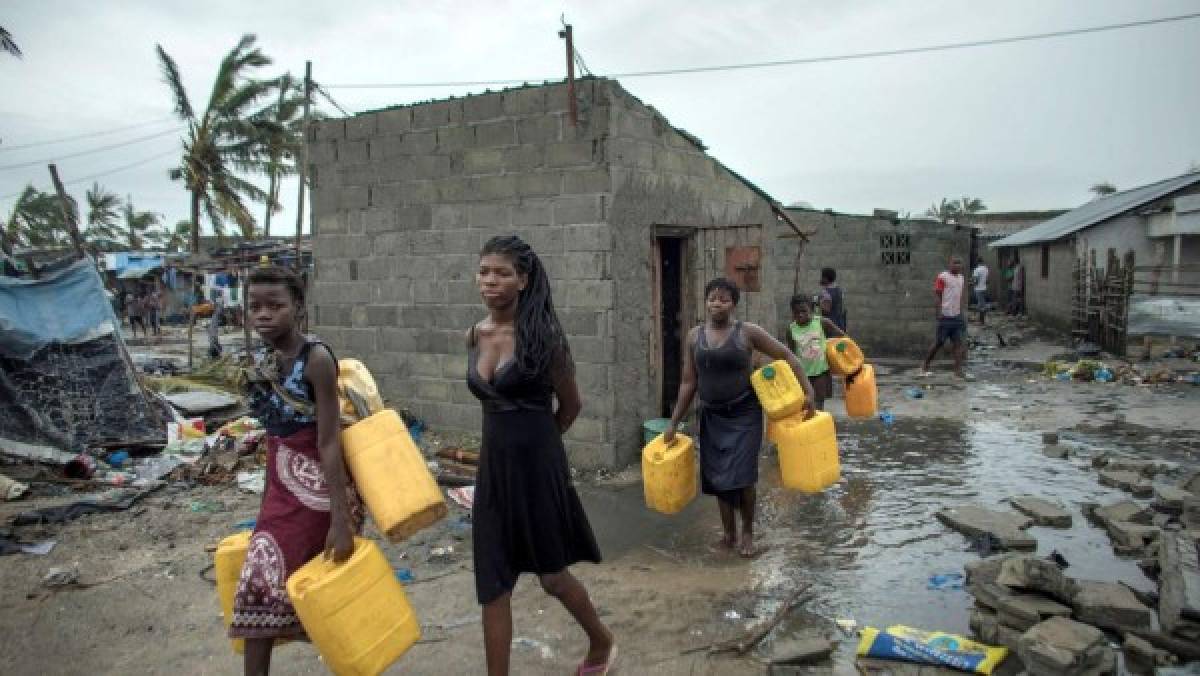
230 266 359 675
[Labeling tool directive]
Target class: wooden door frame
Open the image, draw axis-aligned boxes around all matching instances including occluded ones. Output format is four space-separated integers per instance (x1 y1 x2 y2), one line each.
651 227 696 417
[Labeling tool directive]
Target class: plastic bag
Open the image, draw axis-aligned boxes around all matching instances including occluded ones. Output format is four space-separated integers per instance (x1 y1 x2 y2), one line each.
856 625 1008 675
338 359 385 424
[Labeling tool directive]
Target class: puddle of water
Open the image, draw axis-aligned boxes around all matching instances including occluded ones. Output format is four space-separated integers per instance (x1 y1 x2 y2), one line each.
582 382 1174 658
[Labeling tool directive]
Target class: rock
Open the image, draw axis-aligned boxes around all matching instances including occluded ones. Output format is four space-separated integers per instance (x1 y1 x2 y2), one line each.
1042 432 1060 444
1158 532 1200 641
966 553 1021 586
1138 558 1162 580
1178 470 1200 494
1092 452 1113 469
996 593 1074 631
937 505 1037 551
996 556 1079 603
1072 580 1154 631
1106 521 1163 556
1183 495 1200 530
1156 486 1193 516
1018 617 1115 676
1123 634 1177 674
1094 500 1154 526
970 606 1024 652
854 658 965 676
1105 457 1166 478
769 637 835 665
1154 514 1173 529
1044 445 1070 460
1009 496 1073 528
970 581 1015 610
1099 469 1154 497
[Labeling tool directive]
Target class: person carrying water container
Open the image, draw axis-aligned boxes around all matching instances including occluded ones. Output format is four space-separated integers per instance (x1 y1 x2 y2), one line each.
664 278 816 558
785 294 845 411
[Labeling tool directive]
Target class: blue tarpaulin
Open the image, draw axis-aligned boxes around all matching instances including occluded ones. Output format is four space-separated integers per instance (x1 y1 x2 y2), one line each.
0 258 118 359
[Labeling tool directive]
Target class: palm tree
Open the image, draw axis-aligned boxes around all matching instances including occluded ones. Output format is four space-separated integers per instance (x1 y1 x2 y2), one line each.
155 220 193 253
1089 182 1117 198
156 34 275 253
925 198 955 224
954 196 986 224
254 74 306 238
121 196 162 250
4 185 67 248
925 196 986 224
1 26 20 58
83 183 124 250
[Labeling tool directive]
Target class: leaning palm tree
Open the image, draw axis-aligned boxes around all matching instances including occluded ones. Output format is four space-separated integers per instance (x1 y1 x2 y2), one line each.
157 34 275 253
121 197 162 250
156 219 193 253
5 185 66 248
83 183 124 250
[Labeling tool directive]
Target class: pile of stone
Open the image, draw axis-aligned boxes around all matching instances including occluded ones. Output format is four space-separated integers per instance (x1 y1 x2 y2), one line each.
1092 453 1178 499
1085 468 1200 560
965 544 1200 675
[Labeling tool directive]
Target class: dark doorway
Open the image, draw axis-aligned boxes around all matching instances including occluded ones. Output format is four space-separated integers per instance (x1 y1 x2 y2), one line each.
658 237 684 417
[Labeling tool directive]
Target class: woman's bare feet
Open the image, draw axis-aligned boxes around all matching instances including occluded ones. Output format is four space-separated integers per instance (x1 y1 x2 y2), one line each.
738 533 762 559
714 533 736 550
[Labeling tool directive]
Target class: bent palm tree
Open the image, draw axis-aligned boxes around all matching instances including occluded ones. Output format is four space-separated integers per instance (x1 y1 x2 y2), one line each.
5 185 67 248
157 34 275 253
1 26 20 58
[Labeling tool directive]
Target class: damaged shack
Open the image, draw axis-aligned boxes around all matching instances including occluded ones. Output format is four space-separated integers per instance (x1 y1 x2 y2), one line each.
0 257 163 461
306 77 807 468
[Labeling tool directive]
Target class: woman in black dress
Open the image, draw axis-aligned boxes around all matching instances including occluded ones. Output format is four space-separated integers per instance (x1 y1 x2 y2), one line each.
467 235 615 675
664 278 815 558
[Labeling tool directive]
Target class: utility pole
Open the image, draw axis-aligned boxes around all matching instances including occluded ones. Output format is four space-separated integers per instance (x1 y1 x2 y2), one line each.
48 164 85 258
295 60 312 271
558 24 577 127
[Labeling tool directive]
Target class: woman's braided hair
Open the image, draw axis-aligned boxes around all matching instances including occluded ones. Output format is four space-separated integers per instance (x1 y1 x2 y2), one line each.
479 235 569 379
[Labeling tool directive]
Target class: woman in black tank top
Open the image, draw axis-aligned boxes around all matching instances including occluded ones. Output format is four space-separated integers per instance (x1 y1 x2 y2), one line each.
664 278 815 558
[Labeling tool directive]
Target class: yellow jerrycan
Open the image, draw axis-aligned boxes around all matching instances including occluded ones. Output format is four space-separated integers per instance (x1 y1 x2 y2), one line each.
342 409 447 542
287 538 420 676
773 411 840 493
215 531 251 654
751 360 807 420
845 363 878 419
642 432 697 514
338 359 386 423
826 337 865 376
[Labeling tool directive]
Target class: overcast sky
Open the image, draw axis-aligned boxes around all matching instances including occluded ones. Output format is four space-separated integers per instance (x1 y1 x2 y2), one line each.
2 0 1198 237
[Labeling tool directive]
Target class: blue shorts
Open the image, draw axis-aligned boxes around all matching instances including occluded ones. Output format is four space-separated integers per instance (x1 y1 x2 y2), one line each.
936 316 966 345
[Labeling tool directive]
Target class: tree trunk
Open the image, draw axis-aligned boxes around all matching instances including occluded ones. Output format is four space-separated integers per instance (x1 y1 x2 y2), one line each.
263 169 277 239
189 190 201 256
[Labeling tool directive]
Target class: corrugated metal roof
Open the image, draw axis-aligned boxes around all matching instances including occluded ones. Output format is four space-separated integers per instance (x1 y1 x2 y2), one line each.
990 173 1200 248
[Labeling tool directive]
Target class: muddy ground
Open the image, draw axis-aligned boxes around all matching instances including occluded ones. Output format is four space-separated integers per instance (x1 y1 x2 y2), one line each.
1 320 1198 675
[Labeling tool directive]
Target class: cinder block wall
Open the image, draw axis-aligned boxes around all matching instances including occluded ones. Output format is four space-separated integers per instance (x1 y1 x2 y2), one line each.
307 80 619 468
604 82 782 466
1019 241 1075 332
777 210 971 356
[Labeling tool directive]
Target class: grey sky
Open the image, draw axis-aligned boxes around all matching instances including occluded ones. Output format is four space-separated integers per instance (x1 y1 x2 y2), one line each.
2 0 1198 237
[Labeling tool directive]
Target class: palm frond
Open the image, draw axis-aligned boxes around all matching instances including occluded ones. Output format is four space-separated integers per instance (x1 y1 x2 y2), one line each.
156 44 194 120
1 26 21 58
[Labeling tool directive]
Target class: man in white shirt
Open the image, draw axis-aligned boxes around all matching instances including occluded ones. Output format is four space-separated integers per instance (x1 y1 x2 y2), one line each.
922 256 967 378
971 261 989 326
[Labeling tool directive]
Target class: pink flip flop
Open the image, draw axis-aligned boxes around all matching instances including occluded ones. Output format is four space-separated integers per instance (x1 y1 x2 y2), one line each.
577 644 617 675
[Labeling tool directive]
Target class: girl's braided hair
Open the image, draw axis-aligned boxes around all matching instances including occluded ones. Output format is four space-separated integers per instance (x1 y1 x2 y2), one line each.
479 235 570 379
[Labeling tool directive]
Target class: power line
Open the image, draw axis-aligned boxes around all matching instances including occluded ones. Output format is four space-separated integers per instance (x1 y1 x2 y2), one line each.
0 117 177 153
1 147 179 200
324 11 1200 89
0 127 183 171
315 84 353 117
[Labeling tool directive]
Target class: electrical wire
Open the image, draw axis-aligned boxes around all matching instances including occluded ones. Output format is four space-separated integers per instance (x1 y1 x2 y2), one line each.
324 11 1200 89
1 147 179 200
0 127 183 171
315 85 353 117
0 117 177 153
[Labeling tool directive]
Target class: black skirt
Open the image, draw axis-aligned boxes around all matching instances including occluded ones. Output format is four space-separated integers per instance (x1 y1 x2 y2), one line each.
697 390 764 498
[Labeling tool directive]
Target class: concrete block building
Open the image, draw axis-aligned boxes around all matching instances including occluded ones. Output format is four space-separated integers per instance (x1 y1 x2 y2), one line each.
778 208 973 356
307 77 803 468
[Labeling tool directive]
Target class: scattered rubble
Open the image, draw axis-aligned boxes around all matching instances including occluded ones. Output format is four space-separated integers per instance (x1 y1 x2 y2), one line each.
1158 532 1200 641
1071 581 1154 631
1122 634 1177 674
936 505 1036 551
1156 486 1192 515
995 556 1079 604
1017 617 1115 676
1008 496 1073 527
1097 469 1153 497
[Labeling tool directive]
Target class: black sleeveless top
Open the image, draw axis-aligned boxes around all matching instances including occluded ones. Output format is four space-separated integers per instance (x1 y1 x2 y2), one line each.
693 321 754 405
